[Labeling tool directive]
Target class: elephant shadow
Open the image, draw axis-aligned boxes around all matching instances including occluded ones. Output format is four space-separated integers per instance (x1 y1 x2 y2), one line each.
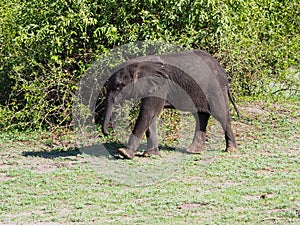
79 142 190 160
22 148 81 159
22 142 193 161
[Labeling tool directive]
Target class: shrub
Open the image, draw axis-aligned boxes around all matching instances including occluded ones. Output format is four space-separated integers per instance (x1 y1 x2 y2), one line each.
0 0 299 129
218 0 300 97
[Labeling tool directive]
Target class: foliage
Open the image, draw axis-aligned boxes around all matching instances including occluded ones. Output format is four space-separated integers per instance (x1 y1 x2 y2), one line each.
218 0 300 97
0 0 299 129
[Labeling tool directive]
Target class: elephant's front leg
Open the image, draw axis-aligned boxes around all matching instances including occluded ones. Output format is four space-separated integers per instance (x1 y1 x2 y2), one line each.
143 118 161 157
118 97 165 159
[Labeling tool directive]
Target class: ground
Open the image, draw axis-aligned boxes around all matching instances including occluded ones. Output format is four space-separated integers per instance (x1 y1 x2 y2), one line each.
0 98 299 224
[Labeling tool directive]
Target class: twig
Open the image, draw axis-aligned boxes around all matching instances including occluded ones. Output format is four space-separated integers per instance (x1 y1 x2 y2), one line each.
259 217 290 222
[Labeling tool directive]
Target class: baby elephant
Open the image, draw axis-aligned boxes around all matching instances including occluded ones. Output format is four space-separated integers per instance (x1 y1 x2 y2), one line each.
102 50 238 159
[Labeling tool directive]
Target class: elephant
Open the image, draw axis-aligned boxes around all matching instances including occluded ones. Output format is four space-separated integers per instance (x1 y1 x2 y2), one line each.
102 50 238 159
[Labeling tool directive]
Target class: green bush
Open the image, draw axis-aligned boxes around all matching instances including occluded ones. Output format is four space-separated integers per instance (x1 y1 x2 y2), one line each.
218 1 300 96
0 0 299 129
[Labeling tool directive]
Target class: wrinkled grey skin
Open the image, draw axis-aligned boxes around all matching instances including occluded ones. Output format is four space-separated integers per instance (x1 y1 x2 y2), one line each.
102 50 238 159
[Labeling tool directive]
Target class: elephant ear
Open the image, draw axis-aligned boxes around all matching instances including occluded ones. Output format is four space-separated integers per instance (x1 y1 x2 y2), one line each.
132 61 168 99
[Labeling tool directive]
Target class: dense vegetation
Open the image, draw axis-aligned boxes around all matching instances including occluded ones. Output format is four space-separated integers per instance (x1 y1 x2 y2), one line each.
0 0 299 129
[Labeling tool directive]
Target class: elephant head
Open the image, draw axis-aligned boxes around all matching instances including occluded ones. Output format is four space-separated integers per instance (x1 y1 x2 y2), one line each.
102 61 166 135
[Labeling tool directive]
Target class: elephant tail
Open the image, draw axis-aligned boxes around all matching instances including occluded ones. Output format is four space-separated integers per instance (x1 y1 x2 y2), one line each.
228 88 240 117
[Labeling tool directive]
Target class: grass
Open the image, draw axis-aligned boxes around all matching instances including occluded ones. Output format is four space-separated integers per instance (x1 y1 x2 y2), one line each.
0 97 299 224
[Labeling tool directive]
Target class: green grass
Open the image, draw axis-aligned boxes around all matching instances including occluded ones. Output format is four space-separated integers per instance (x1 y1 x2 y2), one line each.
0 98 299 224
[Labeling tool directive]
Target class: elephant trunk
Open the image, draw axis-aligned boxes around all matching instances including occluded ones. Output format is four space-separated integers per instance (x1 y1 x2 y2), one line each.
102 93 114 136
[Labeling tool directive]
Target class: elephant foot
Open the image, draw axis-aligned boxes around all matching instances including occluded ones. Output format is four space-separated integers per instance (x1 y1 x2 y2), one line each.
224 146 237 153
186 145 205 154
186 131 206 154
143 148 161 158
118 148 136 159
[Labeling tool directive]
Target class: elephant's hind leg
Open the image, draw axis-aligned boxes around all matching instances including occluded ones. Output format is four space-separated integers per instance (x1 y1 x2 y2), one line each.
224 118 238 152
186 112 210 154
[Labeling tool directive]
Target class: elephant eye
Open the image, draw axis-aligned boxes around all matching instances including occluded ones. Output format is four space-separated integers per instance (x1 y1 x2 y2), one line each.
116 83 124 91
